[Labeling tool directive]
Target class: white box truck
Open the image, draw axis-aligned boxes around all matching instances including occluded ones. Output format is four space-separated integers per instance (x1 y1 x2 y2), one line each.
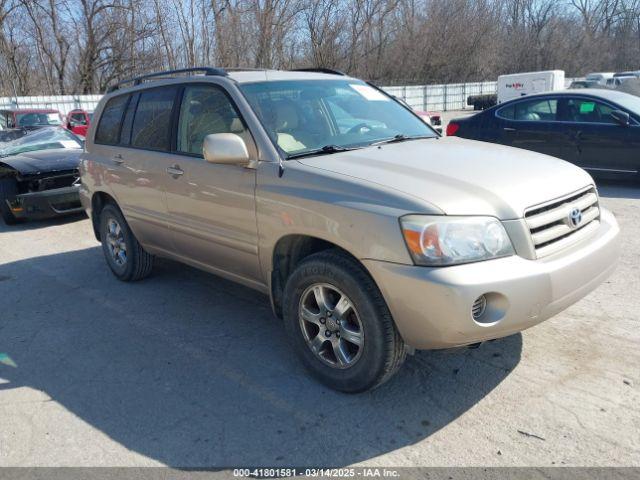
497 70 565 104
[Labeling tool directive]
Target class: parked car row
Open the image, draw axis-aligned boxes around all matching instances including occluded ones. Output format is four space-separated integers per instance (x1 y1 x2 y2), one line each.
0 108 94 138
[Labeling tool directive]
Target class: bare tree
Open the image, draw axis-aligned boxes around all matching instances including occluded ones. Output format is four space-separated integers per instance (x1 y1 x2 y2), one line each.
0 0 639 96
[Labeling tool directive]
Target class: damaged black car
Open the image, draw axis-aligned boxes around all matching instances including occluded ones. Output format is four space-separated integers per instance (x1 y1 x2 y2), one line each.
0 127 84 225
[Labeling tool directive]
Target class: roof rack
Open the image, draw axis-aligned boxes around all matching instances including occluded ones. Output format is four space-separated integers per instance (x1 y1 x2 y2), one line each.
107 67 228 93
291 68 346 76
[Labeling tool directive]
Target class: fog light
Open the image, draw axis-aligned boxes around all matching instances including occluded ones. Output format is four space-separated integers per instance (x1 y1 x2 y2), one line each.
472 295 487 320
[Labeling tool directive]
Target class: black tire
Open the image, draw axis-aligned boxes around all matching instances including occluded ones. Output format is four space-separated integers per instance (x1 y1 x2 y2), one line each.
0 178 19 225
99 203 154 281
282 250 406 393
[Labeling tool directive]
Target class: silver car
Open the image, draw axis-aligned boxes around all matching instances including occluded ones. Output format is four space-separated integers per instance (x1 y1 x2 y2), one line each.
79 68 620 392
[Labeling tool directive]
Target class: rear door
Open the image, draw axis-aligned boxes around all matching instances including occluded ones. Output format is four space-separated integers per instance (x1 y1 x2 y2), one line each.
92 92 170 250
495 97 573 160
117 85 181 251
558 96 640 175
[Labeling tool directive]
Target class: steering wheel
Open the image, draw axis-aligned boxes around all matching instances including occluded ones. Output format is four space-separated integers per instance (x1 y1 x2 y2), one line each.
347 123 373 134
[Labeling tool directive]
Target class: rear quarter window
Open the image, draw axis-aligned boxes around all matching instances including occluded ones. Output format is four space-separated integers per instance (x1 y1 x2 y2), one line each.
95 95 129 145
497 104 515 120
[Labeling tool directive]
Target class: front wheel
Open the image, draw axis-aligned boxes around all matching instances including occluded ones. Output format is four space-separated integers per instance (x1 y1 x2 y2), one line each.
99 204 154 281
283 250 406 393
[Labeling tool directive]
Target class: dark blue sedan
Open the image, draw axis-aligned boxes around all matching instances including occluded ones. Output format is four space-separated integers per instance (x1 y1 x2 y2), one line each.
447 89 640 179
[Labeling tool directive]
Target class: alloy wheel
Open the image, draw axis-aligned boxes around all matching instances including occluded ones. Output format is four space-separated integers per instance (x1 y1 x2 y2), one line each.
105 218 127 266
298 283 364 369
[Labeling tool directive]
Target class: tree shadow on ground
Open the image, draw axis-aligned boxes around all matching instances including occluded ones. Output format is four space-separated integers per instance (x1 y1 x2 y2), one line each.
0 247 521 466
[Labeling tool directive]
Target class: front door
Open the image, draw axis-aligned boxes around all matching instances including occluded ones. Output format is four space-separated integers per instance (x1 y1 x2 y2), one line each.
559 97 640 175
164 83 261 282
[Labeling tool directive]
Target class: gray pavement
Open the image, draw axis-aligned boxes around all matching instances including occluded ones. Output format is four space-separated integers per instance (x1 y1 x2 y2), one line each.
0 180 638 467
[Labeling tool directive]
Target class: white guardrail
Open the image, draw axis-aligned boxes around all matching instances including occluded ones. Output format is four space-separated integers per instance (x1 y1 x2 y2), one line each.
0 78 578 114
382 81 499 112
0 95 103 115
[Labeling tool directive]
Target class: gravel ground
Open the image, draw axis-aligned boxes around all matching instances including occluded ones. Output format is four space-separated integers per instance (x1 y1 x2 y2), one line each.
0 180 638 468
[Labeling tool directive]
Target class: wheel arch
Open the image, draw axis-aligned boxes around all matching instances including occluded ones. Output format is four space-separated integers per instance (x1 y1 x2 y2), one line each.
90 191 119 241
269 234 370 319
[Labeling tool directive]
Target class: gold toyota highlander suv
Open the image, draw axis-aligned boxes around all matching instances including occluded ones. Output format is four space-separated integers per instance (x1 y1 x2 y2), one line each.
79 67 620 392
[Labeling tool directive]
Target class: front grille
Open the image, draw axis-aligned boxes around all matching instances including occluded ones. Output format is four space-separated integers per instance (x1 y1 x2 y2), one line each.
28 171 79 192
525 187 600 258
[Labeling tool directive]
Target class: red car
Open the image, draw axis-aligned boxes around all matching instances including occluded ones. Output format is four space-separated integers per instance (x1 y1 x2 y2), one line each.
414 110 442 134
0 108 64 131
66 109 93 137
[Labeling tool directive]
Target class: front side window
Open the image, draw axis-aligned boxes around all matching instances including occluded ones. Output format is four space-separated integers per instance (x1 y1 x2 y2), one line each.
177 85 248 156
563 98 616 124
498 99 558 122
130 87 177 151
240 79 434 157
95 95 129 145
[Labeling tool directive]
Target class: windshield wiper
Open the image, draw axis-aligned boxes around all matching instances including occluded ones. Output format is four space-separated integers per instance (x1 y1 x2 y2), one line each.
370 134 435 146
287 144 359 160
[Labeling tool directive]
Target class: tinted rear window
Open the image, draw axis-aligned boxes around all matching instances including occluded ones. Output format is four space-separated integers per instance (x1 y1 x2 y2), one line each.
130 87 177 151
95 95 129 144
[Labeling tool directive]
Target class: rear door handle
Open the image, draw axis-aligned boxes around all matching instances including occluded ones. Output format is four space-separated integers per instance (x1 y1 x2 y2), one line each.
166 165 184 177
112 154 124 164
503 127 516 132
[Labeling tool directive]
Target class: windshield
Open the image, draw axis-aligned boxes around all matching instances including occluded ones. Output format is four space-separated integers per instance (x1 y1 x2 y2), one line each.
16 112 62 127
240 79 436 157
0 127 82 157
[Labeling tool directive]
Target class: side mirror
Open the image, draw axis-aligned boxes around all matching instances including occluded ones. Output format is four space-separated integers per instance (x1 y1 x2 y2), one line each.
611 110 630 127
203 133 250 165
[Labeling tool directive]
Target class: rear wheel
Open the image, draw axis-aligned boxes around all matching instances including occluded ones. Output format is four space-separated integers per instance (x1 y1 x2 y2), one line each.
283 250 406 393
99 204 154 281
0 178 19 225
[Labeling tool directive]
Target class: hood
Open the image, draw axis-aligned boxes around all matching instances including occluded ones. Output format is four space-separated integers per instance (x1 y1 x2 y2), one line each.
0 148 81 176
297 137 594 219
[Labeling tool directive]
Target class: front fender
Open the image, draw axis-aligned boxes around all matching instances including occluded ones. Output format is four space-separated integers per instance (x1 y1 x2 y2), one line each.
256 161 435 282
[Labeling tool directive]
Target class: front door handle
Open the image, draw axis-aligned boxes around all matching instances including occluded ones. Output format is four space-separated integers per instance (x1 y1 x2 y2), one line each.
112 154 124 164
503 127 516 132
166 165 184 177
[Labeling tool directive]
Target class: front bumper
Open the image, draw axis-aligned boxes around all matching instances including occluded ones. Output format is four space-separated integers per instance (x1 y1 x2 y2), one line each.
9 185 83 220
364 208 620 349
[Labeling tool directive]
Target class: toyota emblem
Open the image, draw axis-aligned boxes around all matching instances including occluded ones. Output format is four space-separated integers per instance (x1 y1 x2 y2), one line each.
568 207 582 228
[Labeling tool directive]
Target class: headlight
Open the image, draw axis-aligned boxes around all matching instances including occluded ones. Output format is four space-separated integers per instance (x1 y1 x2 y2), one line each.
400 215 514 266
